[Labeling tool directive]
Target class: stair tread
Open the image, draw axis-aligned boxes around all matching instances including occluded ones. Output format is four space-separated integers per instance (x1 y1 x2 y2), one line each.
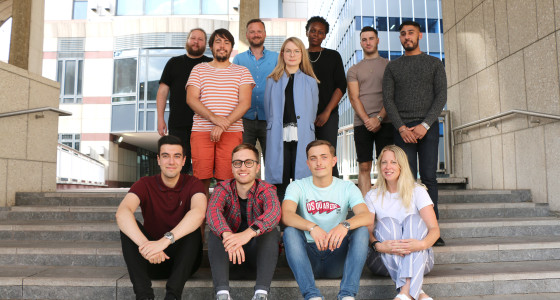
1 260 559 286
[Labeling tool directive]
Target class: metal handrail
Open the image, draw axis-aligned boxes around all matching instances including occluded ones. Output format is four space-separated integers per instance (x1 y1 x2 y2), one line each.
0 107 72 119
452 109 560 132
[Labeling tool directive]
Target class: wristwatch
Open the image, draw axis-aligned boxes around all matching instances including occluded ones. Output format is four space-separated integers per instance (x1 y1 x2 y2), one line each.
340 221 351 230
371 241 381 252
164 232 175 244
250 224 261 236
376 115 383 122
421 122 430 130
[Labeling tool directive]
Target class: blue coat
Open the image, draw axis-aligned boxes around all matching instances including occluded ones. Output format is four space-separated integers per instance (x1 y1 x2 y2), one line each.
264 70 319 184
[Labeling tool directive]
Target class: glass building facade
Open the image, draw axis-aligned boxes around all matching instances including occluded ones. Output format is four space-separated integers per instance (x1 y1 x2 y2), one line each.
311 0 447 174
312 0 444 129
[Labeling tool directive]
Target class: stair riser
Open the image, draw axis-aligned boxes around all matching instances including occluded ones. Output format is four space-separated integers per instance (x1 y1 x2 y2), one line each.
439 207 550 219
10 278 560 299
4 246 560 268
1 212 142 222
441 225 560 238
439 191 531 204
16 197 123 207
0 231 121 241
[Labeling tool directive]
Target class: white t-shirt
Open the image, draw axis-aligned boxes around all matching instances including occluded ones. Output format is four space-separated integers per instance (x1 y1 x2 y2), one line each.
285 176 365 243
364 185 433 224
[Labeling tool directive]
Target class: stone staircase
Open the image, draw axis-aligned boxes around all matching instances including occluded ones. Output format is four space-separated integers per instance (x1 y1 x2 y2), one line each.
1 189 560 299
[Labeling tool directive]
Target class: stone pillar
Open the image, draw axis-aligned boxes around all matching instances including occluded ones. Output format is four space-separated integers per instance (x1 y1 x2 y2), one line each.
9 0 44 74
238 0 259 53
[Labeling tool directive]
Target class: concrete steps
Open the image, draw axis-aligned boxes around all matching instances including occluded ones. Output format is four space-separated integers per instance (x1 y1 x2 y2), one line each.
0 188 559 299
2 236 560 268
1 260 560 299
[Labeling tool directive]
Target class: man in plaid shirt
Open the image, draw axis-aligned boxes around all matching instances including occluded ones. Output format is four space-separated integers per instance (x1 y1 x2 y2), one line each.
206 143 281 300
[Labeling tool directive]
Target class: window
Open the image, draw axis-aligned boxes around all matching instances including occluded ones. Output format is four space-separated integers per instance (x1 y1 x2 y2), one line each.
57 59 83 104
59 134 81 151
116 0 228 15
73 0 88 20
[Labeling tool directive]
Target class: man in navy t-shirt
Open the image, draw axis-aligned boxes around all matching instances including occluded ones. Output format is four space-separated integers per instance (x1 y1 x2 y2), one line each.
116 135 207 300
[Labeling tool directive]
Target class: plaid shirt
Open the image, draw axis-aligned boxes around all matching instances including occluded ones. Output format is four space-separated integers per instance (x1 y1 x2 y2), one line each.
207 178 281 238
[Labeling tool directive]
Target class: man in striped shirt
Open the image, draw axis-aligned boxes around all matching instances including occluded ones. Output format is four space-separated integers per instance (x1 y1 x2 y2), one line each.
187 28 255 195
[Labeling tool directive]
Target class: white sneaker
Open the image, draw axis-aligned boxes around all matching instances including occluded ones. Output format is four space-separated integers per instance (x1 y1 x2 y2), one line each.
251 292 267 300
309 297 323 300
340 297 355 300
216 293 231 300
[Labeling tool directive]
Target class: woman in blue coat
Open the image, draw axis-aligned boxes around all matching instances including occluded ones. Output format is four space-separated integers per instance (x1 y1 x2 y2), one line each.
264 37 320 200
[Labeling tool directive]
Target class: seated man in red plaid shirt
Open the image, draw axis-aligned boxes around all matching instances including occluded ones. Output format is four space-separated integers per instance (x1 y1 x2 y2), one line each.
206 143 281 300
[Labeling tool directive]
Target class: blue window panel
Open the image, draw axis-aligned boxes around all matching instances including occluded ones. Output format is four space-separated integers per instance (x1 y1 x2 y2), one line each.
117 0 143 16
379 51 389 59
376 17 388 31
73 1 88 20
427 18 440 33
388 17 400 31
112 104 136 132
390 51 402 61
415 18 427 33
146 0 171 15
202 0 228 14
173 0 200 14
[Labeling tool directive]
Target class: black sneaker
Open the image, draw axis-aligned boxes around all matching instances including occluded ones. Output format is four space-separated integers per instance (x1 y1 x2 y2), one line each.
434 237 445 246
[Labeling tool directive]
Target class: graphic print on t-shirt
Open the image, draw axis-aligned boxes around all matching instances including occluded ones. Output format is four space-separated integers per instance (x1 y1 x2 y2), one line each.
306 199 341 215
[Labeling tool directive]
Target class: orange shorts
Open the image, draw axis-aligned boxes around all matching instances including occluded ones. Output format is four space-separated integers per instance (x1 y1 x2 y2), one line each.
190 131 243 180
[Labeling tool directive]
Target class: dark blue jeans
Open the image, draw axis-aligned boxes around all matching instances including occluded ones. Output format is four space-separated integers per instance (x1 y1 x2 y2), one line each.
393 121 440 219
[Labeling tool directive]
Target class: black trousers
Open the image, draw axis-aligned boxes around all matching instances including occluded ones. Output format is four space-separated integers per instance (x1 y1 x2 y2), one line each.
120 221 202 300
207 228 280 293
169 126 192 174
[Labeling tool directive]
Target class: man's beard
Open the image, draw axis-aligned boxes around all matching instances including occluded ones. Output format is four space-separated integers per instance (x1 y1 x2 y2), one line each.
213 51 230 62
249 39 264 48
187 43 205 57
402 38 419 51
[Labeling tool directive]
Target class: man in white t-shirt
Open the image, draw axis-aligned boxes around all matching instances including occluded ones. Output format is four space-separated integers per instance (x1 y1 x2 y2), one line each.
281 140 373 300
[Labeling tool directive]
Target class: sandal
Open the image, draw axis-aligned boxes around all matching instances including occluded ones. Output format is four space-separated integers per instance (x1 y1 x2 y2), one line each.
394 294 411 300
419 290 433 300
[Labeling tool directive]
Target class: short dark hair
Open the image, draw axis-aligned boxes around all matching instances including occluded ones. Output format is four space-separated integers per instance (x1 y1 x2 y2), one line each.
306 16 330 34
246 18 265 30
360 26 378 37
398 20 421 32
306 140 336 157
209 28 235 48
158 135 184 156
232 143 260 161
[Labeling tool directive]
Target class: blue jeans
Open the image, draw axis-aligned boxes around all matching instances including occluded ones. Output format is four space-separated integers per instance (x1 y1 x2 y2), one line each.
283 226 369 300
394 120 440 219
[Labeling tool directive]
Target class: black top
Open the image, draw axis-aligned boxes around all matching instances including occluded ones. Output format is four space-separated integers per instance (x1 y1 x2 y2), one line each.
159 54 212 128
283 73 297 126
308 48 347 116
238 195 249 232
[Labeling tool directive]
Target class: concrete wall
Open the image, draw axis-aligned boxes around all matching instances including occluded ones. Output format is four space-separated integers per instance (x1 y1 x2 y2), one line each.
442 0 560 210
0 61 60 206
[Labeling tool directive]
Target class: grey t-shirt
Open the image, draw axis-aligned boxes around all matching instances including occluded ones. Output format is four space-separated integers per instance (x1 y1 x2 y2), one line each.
347 57 389 126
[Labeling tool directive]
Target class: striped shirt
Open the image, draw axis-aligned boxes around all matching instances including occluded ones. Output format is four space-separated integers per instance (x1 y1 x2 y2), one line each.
187 63 255 132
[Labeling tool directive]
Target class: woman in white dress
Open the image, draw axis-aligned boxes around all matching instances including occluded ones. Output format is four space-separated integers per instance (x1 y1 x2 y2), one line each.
364 145 440 300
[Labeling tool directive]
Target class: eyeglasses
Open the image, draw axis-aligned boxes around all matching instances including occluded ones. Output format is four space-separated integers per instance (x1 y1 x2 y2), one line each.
284 49 302 56
232 159 259 168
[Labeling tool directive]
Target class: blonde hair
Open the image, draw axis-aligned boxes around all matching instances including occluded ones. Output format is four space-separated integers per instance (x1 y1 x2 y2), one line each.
268 37 319 83
372 145 426 211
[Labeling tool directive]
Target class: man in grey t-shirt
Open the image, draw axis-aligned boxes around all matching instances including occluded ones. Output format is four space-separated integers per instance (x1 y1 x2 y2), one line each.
382 21 447 246
347 26 393 196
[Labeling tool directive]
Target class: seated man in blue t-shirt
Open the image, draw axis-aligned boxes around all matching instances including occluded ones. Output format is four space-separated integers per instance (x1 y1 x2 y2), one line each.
281 140 374 300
